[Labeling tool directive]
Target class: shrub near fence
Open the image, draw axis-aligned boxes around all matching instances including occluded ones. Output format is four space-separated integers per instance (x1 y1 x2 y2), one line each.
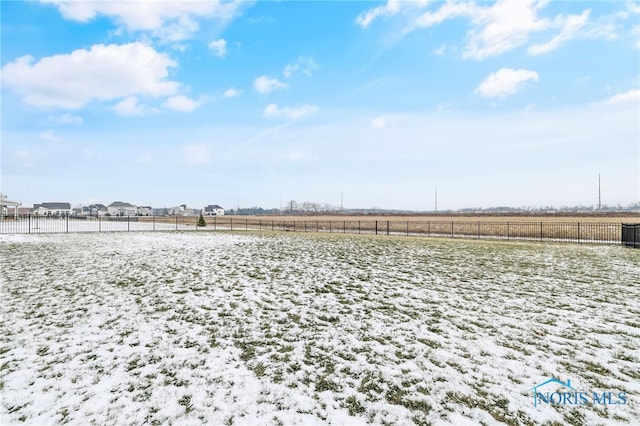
0 214 633 246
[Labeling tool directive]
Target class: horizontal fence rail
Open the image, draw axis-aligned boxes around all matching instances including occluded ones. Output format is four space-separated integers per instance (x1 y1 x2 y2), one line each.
1 214 635 246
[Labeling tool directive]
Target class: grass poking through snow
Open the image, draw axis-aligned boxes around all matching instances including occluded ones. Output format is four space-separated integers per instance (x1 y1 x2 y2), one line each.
1 232 638 425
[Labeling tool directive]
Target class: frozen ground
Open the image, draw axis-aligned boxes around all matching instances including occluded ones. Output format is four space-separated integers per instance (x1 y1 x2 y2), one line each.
1 232 638 425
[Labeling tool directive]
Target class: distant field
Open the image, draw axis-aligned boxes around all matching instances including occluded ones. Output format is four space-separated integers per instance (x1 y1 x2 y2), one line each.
145 213 637 244
2 232 639 425
246 213 640 224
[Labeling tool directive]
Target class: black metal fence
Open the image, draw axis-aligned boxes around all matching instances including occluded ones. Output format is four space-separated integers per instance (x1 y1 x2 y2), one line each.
1 214 634 246
622 223 640 248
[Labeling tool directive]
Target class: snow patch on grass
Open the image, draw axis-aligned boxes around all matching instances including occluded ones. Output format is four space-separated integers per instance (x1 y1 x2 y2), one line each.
1 232 638 424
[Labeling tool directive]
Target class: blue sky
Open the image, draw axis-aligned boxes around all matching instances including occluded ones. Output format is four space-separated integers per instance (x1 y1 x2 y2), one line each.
2 0 639 211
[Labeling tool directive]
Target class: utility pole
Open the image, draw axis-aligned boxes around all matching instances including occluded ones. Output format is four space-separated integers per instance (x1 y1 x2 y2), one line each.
598 173 601 210
434 185 438 212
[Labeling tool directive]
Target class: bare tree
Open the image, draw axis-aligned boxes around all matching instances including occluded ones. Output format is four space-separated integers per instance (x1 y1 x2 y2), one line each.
287 200 298 213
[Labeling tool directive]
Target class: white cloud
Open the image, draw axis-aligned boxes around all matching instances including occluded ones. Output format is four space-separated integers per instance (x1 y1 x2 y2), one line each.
171 43 189 52
600 89 640 105
475 68 539 99
48 113 83 125
356 0 405 28
528 10 590 55
1 43 179 109
254 76 288 94
628 1 640 14
371 116 394 128
162 95 201 112
283 57 319 78
40 0 244 42
413 1 475 29
182 144 211 165
114 97 147 116
223 88 242 98
264 104 318 120
433 43 447 55
400 0 550 59
360 1 607 60
282 64 296 78
39 130 62 142
208 39 227 57
464 0 550 60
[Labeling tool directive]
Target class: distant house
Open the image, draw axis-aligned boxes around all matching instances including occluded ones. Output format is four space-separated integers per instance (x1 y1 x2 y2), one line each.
107 201 137 216
203 204 225 216
1 193 21 217
168 204 198 216
84 204 108 216
137 206 153 216
153 207 169 216
17 207 32 215
34 202 73 217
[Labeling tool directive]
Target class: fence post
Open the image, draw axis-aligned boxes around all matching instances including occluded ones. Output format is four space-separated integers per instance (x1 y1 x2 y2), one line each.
406 220 409 236
28 214 31 234
294 221 296 232
387 220 389 235
128 215 130 232
540 222 543 242
272 220 274 231
507 222 510 240
428 221 430 237
330 221 332 233
316 220 319 232
375 220 378 235
175 216 178 231
451 221 454 238
344 220 346 233
358 220 361 234
66 214 69 233
231 217 233 231
259 219 262 230
245 218 248 231
477 221 480 239
577 222 580 243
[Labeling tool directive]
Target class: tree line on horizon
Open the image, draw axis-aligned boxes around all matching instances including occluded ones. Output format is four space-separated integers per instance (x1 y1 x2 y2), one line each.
224 201 640 216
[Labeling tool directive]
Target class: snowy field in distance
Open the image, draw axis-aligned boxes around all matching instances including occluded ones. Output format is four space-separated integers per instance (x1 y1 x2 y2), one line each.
1 231 639 425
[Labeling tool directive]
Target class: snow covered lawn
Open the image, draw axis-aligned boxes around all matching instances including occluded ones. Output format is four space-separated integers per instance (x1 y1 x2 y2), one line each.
1 232 638 425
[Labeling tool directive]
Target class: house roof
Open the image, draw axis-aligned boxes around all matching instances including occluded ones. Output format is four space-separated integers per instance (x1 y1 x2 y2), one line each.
138 206 152 209
35 202 71 210
204 204 224 211
0 199 21 207
108 201 136 208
